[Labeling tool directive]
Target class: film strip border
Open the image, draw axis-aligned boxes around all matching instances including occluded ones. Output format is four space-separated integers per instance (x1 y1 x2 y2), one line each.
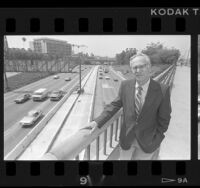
0 161 198 186
0 8 200 33
3 17 193 33
0 7 199 186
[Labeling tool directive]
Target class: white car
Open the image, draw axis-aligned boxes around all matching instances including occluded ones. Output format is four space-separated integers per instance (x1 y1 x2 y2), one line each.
198 95 200 104
105 76 110 80
53 75 59 79
20 110 43 127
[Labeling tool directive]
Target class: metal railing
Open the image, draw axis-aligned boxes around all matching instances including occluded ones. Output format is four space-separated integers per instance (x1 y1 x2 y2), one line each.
41 108 123 160
41 64 176 160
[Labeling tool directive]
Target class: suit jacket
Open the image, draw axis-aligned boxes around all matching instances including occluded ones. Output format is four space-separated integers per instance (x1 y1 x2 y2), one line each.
94 78 171 153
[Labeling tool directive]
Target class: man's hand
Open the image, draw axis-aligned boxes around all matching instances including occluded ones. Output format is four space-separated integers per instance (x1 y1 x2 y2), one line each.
81 121 99 134
89 121 99 134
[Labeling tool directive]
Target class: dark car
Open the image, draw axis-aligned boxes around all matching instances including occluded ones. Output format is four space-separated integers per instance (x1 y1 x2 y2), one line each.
49 90 63 101
14 94 31 103
113 78 118 82
65 77 71 81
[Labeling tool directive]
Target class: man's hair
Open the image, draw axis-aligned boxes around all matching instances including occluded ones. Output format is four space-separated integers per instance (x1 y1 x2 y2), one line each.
130 53 151 67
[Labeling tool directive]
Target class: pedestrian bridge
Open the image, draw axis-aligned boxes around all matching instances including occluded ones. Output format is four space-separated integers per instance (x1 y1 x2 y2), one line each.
41 64 177 160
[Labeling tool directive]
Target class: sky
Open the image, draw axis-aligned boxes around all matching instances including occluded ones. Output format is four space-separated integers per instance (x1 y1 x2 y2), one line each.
6 35 190 58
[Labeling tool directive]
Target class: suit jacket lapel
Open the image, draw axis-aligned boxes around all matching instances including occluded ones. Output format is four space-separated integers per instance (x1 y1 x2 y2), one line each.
137 79 158 122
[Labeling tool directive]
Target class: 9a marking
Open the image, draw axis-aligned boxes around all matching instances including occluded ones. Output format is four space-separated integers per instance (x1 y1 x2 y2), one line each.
177 177 188 184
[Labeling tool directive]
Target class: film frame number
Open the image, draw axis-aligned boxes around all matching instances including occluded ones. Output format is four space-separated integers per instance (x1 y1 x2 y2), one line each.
80 176 88 185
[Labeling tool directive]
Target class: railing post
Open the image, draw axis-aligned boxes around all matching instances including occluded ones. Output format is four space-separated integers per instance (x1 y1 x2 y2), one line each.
76 155 79 160
115 119 119 141
86 145 90 160
104 129 107 155
110 123 113 147
96 136 100 160
118 114 123 141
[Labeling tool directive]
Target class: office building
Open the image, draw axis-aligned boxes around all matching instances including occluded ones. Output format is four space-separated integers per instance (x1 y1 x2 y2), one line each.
31 38 72 57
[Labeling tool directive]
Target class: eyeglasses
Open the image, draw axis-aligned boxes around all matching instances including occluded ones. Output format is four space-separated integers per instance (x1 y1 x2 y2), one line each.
131 64 148 71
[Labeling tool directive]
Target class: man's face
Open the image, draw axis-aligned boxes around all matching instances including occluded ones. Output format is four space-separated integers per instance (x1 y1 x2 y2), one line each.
130 56 151 84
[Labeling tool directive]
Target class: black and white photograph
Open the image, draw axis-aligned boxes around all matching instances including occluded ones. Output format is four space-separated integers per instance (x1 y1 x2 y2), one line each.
4 35 190 160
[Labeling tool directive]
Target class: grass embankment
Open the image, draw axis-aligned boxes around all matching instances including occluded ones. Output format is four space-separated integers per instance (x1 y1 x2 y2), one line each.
4 72 54 93
112 64 171 80
4 62 79 93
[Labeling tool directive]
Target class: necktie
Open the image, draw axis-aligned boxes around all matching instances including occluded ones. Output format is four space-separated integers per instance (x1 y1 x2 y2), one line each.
135 86 143 120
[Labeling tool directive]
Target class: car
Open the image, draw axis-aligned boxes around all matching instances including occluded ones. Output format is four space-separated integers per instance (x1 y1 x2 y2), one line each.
113 78 118 81
99 72 103 76
123 70 129 74
14 94 31 103
65 77 71 81
105 76 110 80
99 76 103 79
198 95 200 104
32 88 48 101
49 90 63 101
53 75 59 79
19 110 43 127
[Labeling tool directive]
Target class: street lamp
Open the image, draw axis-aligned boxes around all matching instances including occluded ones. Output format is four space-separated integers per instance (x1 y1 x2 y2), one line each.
4 36 9 91
71 44 87 94
22 37 26 49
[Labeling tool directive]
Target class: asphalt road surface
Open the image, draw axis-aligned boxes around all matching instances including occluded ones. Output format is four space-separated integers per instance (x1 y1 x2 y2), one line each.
4 65 93 156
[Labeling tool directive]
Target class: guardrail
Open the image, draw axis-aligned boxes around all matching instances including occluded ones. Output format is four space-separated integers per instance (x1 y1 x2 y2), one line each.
43 66 98 158
154 64 174 82
41 108 123 160
41 64 177 160
5 68 94 160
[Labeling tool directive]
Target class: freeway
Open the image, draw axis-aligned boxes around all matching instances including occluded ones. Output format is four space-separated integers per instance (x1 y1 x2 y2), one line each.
89 66 122 159
4 65 93 156
13 65 123 160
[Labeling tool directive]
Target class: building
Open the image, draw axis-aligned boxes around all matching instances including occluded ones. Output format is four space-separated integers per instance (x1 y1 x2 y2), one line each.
31 38 72 57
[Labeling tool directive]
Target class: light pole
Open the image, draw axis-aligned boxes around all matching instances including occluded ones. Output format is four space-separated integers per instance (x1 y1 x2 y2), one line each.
22 37 26 49
4 36 9 91
71 44 87 94
79 45 87 94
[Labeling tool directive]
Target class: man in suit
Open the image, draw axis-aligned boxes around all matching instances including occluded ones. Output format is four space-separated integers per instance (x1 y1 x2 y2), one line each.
87 53 172 160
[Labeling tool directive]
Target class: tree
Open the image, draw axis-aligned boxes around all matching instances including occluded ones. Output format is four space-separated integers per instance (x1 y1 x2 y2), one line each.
142 42 180 65
115 48 137 65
